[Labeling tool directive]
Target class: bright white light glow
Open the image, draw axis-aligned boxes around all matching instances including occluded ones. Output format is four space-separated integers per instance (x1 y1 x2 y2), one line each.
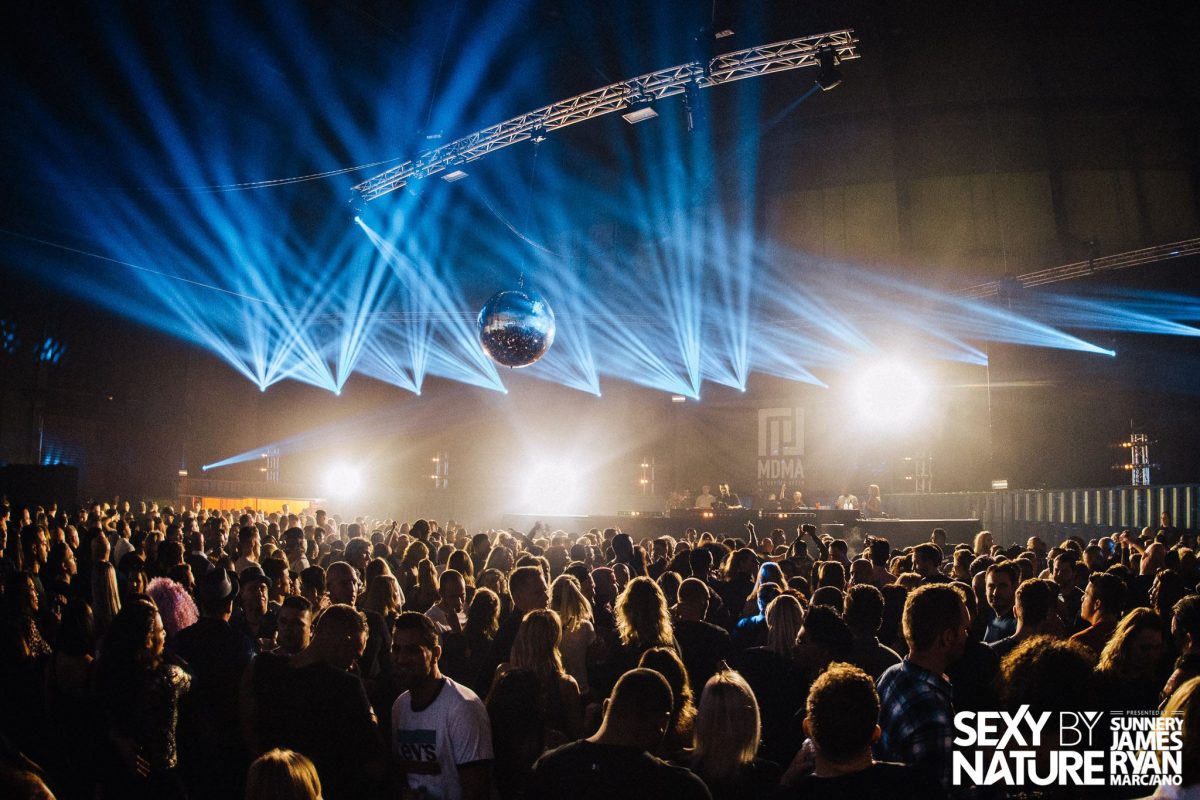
519 460 583 515
852 360 930 429
324 463 364 498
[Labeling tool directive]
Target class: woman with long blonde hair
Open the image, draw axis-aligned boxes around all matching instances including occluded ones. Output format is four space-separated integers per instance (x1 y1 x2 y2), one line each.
550 574 595 694
91 560 121 643
361 574 404 630
498 609 583 738
689 669 774 798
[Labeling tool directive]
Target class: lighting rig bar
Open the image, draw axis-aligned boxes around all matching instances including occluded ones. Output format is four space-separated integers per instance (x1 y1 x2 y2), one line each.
958 237 1200 299
352 29 860 202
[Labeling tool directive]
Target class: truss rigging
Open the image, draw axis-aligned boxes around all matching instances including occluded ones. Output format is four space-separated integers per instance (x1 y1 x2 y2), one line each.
352 29 859 202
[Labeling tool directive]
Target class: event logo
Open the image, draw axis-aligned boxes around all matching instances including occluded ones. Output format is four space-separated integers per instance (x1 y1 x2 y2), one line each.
952 707 1183 789
757 407 804 481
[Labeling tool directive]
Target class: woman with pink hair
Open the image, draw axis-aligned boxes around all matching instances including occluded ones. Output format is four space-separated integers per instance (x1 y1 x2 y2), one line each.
145 577 200 640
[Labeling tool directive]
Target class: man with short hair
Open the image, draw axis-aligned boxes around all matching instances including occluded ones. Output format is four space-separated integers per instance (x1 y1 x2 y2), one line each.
327 560 390 685
982 562 1019 643
426 569 468 633
843 584 901 679
234 525 261 573
693 485 716 510
392 612 493 800
283 526 310 573
528 668 711 799
780 663 944 797
930 528 948 550
299 565 325 608
912 544 948 584
344 537 372 577
876 584 968 790
1051 552 1083 623
250 604 383 799
866 538 895 587
671 577 732 690
274 595 313 656
986 578 1058 659
1070 572 1125 655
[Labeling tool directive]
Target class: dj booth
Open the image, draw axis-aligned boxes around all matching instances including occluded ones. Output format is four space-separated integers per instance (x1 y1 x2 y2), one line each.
500 510 981 549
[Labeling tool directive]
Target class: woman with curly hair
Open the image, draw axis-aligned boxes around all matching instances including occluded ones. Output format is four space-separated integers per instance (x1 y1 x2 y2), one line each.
719 548 759 615
616 576 678 659
1097 607 1169 712
1000 635 1097 716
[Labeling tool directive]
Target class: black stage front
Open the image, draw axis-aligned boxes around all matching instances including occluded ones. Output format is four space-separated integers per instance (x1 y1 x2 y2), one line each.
500 511 981 549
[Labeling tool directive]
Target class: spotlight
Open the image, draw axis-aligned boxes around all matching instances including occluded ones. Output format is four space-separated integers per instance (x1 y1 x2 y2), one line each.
520 460 583 515
671 395 687 403
852 359 930 429
622 105 659 125
815 47 843 91
324 463 364 498
442 169 468 183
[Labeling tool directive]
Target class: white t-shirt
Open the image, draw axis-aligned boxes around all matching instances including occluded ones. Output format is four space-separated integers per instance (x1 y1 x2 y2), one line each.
111 536 134 566
392 677 493 800
425 603 468 633
559 620 596 694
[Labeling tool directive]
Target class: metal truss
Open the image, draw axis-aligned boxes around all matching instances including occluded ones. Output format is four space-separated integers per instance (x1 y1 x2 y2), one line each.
352 29 859 202
958 237 1200 299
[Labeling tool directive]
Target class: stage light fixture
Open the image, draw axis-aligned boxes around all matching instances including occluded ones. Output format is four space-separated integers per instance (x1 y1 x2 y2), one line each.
671 395 687 403
815 47 843 91
442 169 468 182
622 105 659 125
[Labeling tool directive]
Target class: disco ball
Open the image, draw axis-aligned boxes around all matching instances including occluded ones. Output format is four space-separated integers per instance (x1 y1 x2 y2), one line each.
477 288 556 368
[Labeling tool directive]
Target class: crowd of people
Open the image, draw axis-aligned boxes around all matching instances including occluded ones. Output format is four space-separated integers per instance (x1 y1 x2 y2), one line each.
1 498 1198 799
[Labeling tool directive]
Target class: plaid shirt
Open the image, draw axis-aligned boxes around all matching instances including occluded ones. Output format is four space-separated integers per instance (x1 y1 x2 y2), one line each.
876 658 955 789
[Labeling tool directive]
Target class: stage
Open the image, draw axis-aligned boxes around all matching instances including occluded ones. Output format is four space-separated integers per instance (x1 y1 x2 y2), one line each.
500 510 982 549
